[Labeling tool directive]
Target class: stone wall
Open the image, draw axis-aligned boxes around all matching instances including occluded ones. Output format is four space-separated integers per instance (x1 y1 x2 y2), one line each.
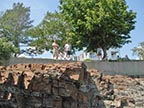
0 62 144 108
3 58 144 76
84 61 144 76
90 69 144 108
0 62 104 108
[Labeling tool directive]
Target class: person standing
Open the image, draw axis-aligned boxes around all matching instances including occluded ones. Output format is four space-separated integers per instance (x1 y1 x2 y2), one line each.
64 42 71 59
52 40 59 59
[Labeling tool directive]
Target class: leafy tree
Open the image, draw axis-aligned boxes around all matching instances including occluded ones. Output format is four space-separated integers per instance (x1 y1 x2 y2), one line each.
132 42 144 60
27 11 72 54
0 3 33 56
59 0 136 59
0 37 18 64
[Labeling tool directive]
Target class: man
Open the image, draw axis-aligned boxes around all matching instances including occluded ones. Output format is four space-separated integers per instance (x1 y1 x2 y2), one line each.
64 42 71 59
52 40 59 59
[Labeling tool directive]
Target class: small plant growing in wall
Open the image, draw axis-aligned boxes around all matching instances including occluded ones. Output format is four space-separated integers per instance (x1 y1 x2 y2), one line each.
84 58 92 62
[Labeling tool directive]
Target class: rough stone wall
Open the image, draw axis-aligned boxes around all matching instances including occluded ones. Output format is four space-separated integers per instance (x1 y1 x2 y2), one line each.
0 62 144 108
0 62 102 108
90 69 144 108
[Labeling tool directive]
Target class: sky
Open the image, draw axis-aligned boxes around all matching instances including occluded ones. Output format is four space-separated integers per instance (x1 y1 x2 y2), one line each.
0 0 144 59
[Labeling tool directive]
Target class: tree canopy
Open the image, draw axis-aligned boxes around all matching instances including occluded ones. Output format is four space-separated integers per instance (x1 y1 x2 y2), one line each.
0 3 33 56
59 0 136 59
0 37 18 64
9 0 136 59
27 11 72 53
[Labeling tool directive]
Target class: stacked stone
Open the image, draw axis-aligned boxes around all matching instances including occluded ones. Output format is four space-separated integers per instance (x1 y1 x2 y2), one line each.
0 62 100 108
89 69 144 108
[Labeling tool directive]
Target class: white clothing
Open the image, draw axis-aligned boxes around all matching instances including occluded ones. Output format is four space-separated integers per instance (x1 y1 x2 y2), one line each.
64 43 71 51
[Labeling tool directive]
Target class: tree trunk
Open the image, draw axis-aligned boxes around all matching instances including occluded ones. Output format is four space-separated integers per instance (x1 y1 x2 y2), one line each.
102 47 107 60
14 36 19 57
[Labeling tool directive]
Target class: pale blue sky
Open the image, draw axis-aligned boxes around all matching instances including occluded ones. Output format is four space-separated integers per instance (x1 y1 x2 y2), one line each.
0 0 144 59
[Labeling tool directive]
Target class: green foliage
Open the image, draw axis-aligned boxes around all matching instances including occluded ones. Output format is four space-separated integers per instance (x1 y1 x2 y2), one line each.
27 11 72 53
0 37 18 62
84 58 92 62
132 42 144 60
0 3 33 55
59 0 136 59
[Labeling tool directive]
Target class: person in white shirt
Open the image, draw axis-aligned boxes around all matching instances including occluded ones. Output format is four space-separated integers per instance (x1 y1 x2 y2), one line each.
64 42 71 59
